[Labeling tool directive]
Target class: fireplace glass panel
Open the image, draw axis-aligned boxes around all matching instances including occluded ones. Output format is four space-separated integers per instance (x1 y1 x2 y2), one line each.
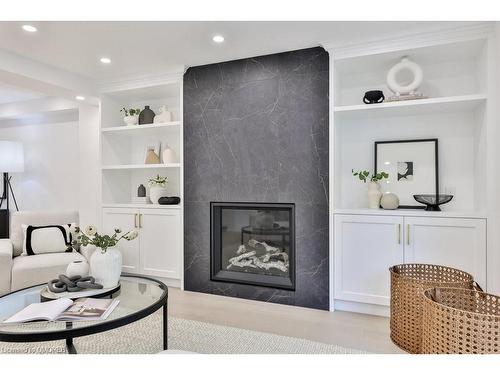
211 202 295 290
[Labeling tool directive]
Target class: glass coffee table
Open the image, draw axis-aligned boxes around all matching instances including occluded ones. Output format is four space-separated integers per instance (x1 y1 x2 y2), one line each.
0 274 168 354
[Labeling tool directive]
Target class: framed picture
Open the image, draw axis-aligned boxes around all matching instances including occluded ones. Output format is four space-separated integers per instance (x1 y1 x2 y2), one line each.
374 139 438 209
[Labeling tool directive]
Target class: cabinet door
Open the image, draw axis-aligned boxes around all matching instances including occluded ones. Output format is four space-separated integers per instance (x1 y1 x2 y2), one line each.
139 209 181 279
334 214 404 306
102 208 140 273
404 217 487 288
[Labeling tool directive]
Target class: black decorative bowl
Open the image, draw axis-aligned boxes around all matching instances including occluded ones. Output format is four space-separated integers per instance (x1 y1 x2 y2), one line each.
413 194 453 211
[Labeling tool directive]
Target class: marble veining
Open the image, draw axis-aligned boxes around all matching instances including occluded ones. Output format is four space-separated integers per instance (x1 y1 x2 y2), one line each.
183 47 329 310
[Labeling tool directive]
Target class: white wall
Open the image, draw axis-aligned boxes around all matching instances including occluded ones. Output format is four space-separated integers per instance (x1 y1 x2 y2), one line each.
78 104 101 226
0 120 79 213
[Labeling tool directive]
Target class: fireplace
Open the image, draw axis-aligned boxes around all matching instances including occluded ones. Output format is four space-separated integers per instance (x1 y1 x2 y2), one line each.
210 202 295 290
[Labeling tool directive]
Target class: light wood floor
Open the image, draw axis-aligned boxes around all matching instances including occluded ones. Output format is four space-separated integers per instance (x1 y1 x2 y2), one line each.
168 288 404 353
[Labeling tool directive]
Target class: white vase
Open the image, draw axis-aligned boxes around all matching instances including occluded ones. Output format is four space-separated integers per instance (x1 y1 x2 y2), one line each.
367 181 382 209
153 105 172 123
162 145 176 164
124 115 138 126
66 260 90 278
149 186 169 204
90 247 122 288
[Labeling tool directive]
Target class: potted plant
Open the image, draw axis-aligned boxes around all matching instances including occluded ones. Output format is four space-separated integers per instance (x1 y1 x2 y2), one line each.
74 225 138 288
121 107 141 126
352 169 389 209
149 174 168 204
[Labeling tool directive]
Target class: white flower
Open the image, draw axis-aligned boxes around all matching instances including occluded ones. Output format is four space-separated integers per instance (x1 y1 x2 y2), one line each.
124 230 138 241
85 225 97 236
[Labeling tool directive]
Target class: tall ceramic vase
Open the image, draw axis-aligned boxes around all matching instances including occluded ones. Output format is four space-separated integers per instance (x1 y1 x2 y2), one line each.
367 181 382 209
90 247 122 288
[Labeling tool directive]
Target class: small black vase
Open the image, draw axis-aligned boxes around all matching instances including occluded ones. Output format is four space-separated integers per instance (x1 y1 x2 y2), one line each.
139 106 155 125
137 184 146 197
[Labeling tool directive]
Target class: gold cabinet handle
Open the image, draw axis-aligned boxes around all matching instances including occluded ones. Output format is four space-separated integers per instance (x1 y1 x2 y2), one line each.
134 213 138 228
397 224 401 245
406 224 410 245
139 214 143 228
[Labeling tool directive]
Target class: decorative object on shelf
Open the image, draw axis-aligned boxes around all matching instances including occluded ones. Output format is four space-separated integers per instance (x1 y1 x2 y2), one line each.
139 105 156 125
73 225 138 288
158 196 181 205
137 184 146 197
120 107 140 126
154 105 173 123
375 139 438 209
144 141 161 164
363 90 385 104
352 169 389 209
413 194 453 211
149 174 169 204
386 57 427 102
66 260 90 278
132 197 150 204
381 193 400 210
162 144 176 164
47 275 103 293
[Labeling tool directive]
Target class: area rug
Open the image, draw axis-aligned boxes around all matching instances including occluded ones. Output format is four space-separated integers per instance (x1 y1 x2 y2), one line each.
0 311 365 354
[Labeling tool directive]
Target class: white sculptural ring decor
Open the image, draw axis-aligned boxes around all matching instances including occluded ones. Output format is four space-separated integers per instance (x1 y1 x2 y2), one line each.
386 57 425 101
72 225 138 288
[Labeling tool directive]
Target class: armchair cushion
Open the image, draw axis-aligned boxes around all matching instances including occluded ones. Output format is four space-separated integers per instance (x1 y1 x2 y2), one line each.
0 239 13 296
11 252 85 292
10 211 79 256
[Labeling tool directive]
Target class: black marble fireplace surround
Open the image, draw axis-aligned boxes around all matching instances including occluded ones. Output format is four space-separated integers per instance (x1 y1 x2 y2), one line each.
183 46 329 310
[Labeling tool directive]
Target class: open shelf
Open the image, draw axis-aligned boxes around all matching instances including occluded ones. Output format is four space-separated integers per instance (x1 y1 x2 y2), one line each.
333 208 487 219
102 203 181 210
101 121 181 133
101 163 181 170
333 94 487 120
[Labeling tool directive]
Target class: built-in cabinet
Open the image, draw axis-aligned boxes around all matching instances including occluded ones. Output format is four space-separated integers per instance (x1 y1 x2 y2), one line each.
99 75 184 288
102 207 181 280
327 24 497 315
334 212 487 314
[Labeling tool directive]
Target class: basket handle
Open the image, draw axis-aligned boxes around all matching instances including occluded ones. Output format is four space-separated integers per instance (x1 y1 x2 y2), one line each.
472 281 483 292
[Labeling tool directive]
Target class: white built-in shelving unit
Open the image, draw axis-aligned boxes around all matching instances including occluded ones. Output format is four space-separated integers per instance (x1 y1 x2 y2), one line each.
99 74 184 288
325 24 498 315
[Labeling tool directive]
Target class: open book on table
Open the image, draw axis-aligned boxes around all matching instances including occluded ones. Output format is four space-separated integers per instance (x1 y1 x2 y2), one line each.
3 298 120 323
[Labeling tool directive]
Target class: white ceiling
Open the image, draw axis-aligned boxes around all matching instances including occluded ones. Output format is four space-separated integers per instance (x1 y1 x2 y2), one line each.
0 21 474 84
0 82 45 104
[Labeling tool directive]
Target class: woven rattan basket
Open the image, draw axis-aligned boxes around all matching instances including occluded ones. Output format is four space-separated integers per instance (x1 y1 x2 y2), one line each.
389 264 475 353
421 287 500 354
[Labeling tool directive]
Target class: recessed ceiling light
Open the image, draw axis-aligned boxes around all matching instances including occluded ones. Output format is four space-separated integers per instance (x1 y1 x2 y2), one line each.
75 95 85 101
100 57 111 64
22 25 37 33
212 35 224 43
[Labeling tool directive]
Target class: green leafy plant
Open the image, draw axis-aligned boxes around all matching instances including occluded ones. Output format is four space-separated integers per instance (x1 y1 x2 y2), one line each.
149 174 168 187
121 107 141 116
73 225 138 254
352 169 389 183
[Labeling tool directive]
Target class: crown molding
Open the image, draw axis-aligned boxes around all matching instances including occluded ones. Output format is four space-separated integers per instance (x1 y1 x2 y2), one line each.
321 22 495 60
98 70 184 94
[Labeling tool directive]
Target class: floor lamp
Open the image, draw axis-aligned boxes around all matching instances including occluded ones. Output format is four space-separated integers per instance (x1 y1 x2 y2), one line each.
0 141 24 238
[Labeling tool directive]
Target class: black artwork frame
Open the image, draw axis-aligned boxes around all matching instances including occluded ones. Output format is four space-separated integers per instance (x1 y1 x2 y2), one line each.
374 139 438 209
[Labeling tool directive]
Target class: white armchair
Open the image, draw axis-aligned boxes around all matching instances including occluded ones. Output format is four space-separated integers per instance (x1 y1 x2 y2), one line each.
0 211 94 296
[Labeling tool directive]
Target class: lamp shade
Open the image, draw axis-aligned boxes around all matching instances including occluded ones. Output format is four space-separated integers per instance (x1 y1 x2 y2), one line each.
0 141 24 173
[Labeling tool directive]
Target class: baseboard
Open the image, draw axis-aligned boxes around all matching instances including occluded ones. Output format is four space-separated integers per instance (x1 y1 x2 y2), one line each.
334 299 390 317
